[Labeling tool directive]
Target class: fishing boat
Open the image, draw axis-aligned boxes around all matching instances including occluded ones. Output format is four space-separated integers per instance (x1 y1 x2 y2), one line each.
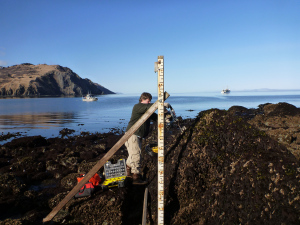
221 88 230 94
82 93 98 101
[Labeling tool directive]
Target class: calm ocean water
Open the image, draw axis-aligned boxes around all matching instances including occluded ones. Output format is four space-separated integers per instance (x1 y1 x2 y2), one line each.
1 91 300 143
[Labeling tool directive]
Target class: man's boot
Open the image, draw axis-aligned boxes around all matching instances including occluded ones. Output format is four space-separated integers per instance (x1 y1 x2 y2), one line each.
132 174 148 185
126 166 132 178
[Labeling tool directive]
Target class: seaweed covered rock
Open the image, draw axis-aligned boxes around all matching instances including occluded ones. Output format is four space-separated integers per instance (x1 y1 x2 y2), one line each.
0 103 300 224
263 102 299 116
156 109 300 224
0 132 122 223
249 102 300 159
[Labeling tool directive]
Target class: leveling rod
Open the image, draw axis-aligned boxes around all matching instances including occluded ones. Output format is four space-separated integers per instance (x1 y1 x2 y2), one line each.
43 91 170 223
155 55 165 225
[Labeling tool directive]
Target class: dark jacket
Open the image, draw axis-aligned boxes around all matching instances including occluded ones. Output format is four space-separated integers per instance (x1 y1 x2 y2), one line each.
126 103 157 138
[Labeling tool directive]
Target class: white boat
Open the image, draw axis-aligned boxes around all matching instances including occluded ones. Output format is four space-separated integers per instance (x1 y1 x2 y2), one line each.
221 88 230 94
82 93 98 101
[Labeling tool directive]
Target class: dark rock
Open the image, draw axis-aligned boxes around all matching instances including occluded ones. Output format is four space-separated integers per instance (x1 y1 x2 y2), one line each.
59 128 75 138
263 102 300 116
0 103 300 224
0 132 21 141
77 161 98 174
4 135 48 149
249 102 300 160
60 173 79 189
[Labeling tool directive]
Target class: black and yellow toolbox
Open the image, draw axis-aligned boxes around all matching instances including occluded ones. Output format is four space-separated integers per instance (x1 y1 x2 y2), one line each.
101 159 127 190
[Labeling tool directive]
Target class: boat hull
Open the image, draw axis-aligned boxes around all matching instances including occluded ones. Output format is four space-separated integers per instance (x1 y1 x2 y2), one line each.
82 93 98 101
82 98 98 101
221 89 230 94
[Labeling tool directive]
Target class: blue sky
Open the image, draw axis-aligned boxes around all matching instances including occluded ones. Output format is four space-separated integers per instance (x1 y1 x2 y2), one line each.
0 0 299 94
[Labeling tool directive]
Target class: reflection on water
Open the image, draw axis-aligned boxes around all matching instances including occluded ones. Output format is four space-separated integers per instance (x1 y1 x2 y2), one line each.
0 92 300 142
0 95 132 142
0 112 78 129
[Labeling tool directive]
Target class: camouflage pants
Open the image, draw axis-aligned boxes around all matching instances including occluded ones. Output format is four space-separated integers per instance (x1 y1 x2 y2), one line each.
125 134 142 174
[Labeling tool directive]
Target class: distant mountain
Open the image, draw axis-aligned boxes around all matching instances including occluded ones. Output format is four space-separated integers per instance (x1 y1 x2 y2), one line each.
237 88 300 92
0 63 115 97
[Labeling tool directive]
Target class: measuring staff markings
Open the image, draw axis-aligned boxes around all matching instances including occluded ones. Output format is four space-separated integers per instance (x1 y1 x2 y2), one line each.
156 55 165 225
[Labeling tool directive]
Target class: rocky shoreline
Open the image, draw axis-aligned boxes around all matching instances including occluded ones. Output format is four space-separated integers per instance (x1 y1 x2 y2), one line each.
0 102 300 224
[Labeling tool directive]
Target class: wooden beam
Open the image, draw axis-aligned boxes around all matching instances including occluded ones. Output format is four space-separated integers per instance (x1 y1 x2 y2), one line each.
43 92 170 223
142 186 149 225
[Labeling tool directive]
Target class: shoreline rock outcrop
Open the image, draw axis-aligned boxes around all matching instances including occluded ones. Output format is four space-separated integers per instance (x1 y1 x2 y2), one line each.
0 63 114 97
0 102 300 224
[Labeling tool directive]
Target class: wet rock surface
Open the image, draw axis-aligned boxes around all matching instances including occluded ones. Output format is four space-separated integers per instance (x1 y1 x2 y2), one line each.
0 102 300 224
248 102 300 160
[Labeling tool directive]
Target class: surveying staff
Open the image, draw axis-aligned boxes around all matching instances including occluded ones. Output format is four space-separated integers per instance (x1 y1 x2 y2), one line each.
125 92 170 185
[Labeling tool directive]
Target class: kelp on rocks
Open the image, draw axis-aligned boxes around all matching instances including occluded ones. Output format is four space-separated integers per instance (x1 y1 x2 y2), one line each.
0 103 300 224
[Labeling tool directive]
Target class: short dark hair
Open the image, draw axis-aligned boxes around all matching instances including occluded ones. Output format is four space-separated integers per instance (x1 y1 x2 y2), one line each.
139 92 152 102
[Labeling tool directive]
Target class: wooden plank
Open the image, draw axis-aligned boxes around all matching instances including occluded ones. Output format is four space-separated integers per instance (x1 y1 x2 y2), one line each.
43 92 170 223
142 186 149 225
